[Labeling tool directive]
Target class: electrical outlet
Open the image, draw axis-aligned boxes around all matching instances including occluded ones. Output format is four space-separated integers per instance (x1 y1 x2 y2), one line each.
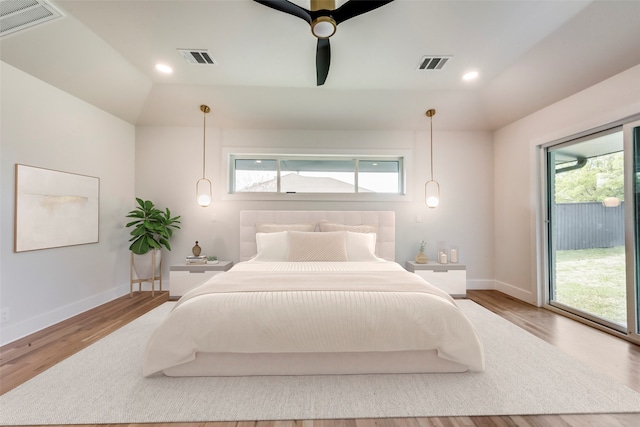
0 308 9 323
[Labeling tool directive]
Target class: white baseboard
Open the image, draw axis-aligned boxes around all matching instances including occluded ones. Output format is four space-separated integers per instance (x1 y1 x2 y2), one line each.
494 280 536 305
466 279 496 290
0 284 130 346
466 279 536 305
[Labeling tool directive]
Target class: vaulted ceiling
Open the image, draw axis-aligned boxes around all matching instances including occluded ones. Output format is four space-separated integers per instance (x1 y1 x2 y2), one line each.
2 0 640 131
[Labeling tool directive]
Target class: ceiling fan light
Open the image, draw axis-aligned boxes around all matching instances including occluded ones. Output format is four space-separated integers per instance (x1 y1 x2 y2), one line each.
311 17 336 38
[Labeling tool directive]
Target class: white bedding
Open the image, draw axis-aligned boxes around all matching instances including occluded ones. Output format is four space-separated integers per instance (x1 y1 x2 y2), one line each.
143 261 485 376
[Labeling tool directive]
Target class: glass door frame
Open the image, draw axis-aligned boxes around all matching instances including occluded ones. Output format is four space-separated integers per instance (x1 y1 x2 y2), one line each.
623 118 640 343
539 114 640 345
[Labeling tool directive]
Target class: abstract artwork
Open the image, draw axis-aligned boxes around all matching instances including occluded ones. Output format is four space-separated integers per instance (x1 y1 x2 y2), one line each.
14 164 99 252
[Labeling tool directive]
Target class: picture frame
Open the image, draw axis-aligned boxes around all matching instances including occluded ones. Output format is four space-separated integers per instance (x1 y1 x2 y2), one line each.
14 164 100 252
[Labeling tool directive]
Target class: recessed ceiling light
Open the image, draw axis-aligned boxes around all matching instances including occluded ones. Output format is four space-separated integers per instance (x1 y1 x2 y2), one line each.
155 63 173 74
462 71 479 81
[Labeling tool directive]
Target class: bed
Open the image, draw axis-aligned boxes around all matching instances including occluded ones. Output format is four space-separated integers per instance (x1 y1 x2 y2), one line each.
143 211 485 377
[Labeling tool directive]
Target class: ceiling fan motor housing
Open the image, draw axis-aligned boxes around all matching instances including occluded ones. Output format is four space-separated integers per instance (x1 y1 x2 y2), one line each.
310 0 337 38
311 15 337 38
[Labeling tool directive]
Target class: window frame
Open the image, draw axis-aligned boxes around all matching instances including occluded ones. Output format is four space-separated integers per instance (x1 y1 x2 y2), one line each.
222 148 411 202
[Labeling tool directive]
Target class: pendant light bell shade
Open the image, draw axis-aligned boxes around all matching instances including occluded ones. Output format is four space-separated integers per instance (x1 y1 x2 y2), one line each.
424 108 440 209
197 105 212 207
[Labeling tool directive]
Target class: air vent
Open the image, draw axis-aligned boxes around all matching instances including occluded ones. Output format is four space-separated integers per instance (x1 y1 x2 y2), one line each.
178 49 216 65
0 0 64 38
417 56 452 71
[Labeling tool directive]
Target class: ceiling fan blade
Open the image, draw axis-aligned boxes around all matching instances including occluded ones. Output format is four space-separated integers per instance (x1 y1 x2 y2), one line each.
253 0 312 24
332 0 395 24
316 38 331 86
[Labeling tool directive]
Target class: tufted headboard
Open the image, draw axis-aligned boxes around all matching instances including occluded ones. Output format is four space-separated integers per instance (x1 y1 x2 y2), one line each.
239 210 395 262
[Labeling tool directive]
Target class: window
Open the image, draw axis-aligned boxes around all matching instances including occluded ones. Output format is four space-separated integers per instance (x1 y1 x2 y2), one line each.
230 155 404 194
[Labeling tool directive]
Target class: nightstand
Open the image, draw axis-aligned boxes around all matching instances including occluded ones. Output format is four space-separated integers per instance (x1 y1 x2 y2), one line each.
405 261 466 297
169 261 233 300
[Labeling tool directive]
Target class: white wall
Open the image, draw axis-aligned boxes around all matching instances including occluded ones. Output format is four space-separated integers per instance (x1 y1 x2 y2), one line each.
135 126 495 288
493 64 640 305
0 62 136 345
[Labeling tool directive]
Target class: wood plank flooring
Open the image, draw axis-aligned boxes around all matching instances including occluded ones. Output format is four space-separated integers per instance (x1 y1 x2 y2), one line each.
1 290 639 427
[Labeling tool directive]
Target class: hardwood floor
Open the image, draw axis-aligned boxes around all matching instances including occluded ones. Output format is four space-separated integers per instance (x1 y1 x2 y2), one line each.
1 290 639 427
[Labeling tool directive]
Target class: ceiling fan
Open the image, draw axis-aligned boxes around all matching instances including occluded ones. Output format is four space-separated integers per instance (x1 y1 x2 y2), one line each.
253 0 395 86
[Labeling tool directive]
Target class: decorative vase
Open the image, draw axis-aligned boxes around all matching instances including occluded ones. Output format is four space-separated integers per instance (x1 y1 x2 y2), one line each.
132 249 161 280
192 241 201 257
415 251 428 264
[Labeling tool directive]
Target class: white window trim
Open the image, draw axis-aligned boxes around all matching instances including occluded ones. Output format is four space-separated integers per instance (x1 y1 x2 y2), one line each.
221 147 413 202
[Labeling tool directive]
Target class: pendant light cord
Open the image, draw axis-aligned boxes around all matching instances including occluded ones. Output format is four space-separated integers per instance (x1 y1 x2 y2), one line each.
429 113 434 180
426 109 436 181
202 110 206 179
200 104 210 179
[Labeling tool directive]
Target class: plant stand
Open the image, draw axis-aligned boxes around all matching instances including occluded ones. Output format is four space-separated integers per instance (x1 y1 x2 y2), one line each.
130 251 162 297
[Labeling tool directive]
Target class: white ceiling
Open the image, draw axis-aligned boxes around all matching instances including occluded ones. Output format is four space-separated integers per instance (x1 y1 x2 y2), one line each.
2 0 640 131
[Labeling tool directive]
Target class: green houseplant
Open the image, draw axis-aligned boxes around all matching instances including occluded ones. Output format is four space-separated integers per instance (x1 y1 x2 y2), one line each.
126 198 181 255
126 198 181 287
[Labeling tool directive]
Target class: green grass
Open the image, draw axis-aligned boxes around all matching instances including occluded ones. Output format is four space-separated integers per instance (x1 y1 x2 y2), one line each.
554 246 627 324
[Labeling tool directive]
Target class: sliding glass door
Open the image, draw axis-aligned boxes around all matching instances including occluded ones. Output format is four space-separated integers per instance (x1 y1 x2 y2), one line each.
545 118 640 343
547 128 627 332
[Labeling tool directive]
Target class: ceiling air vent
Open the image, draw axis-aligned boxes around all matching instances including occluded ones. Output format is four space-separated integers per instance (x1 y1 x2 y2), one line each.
417 56 452 71
0 0 64 38
178 49 216 65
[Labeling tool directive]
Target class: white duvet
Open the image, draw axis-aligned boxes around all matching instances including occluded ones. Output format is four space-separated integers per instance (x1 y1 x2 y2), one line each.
143 261 485 376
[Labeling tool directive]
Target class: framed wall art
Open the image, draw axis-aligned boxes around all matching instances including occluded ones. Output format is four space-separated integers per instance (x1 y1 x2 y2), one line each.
14 164 100 252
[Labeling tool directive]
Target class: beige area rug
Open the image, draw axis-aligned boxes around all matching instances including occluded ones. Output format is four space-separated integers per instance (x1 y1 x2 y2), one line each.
1 300 639 425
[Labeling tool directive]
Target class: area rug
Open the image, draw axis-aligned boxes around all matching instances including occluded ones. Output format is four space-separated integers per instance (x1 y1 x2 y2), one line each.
1 300 639 425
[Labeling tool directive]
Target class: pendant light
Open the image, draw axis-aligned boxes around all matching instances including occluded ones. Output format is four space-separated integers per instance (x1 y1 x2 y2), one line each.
196 104 212 207
424 109 440 208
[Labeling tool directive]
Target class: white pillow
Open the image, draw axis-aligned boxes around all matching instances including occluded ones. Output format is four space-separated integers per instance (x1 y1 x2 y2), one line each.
286 231 348 262
346 231 380 261
252 231 288 261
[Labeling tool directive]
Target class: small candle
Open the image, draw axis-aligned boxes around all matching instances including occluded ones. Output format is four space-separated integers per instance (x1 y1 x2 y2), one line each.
439 251 448 264
450 249 458 263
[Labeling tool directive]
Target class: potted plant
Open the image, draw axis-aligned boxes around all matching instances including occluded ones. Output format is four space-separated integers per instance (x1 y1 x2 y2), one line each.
126 198 181 281
206 255 218 264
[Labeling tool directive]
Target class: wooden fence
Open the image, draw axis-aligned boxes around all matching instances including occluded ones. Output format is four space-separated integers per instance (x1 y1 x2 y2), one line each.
554 202 624 250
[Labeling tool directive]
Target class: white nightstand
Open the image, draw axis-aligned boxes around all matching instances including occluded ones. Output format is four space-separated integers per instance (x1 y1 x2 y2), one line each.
405 261 467 298
169 261 233 300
